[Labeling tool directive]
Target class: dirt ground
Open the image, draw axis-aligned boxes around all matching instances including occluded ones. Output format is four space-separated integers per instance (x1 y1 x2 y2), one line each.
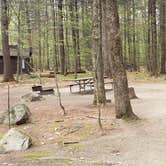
0 76 166 166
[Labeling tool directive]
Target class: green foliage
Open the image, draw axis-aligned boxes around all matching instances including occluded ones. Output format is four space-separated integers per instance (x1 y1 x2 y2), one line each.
57 71 93 80
23 151 54 160
132 72 150 79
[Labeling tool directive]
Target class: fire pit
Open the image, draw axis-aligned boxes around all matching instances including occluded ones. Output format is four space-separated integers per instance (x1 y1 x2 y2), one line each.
32 85 42 92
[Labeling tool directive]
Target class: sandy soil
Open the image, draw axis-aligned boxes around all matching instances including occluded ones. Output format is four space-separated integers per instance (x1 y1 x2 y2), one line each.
0 79 166 166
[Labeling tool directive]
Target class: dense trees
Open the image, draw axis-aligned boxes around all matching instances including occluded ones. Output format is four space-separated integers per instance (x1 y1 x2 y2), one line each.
0 0 165 76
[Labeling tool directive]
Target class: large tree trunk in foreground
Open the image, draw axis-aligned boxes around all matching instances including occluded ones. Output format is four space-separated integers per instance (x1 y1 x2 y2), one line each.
1 0 14 82
107 0 137 119
92 0 106 104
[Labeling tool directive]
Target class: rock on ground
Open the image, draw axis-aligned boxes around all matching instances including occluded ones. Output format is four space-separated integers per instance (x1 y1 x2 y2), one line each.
0 128 31 154
0 104 31 125
22 92 43 102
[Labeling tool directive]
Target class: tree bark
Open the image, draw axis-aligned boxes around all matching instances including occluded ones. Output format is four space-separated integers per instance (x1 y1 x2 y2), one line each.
102 0 112 78
1 0 14 82
107 0 137 119
132 0 137 70
25 0 33 68
127 0 132 64
58 0 66 75
92 0 106 104
147 0 158 76
69 1 78 78
75 0 81 72
51 0 58 73
45 0 50 70
37 0 42 72
160 0 166 73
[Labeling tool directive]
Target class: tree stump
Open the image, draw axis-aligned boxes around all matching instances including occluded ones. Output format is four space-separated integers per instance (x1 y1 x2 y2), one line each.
129 87 138 99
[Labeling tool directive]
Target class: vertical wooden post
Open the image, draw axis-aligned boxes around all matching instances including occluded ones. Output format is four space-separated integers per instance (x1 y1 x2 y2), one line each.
8 83 11 129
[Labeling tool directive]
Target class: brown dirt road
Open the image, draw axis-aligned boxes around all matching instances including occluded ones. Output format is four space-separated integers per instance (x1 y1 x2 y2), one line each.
0 81 166 166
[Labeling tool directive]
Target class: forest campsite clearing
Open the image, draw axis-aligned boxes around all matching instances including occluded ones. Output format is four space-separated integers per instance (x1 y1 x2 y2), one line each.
0 75 166 166
0 0 165 165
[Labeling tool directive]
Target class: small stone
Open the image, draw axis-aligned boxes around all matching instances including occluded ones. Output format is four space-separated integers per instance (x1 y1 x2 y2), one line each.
55 132 60 136
80 157 84 160
48 137 54 140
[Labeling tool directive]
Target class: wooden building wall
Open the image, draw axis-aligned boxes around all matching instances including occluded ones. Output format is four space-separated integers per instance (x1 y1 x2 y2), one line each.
0 56 30 74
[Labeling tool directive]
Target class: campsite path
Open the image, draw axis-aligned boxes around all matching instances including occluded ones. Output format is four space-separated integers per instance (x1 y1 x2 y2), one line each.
0 82 166 166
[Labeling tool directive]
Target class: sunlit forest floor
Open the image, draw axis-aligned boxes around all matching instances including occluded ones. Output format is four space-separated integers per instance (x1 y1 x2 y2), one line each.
0 72 166 166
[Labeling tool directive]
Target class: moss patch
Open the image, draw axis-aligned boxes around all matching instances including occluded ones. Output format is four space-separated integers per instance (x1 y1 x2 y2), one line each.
23 151 54 160
79 125 95 139
92 163 113 166
57 71 92 80
51 158 73 165
128 72 150 79
0 133 3 139
63 143 82 150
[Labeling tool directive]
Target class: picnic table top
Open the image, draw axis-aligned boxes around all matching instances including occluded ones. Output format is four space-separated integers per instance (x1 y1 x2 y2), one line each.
72 77 93 81
68 76 109 82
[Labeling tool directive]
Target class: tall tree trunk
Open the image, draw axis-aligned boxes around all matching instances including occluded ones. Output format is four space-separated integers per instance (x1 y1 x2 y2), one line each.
75 0 81 72
45 0 50 70
58 0 66 75
160 0 166 73
69 1 79 78
37 0 42 72
123 3 128 64
25 0 33 68
64 0 70 72
102 0 112 78
147 0 158 76
51 0 58 73
107 0 137 119
132 0 137 70
16 1 21 82
127 0 132 64
92 0 106 104
1 0 14 82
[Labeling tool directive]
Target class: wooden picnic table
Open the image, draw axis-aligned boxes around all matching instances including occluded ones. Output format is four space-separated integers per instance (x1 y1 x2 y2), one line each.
69 77 94 93
68 76 114 93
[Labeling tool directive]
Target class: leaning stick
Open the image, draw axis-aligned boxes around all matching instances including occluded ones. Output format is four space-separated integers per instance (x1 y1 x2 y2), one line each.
7 83 11 129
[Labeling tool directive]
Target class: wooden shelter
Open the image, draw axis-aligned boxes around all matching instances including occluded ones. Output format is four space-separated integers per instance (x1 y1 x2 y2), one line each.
0 45 31 74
